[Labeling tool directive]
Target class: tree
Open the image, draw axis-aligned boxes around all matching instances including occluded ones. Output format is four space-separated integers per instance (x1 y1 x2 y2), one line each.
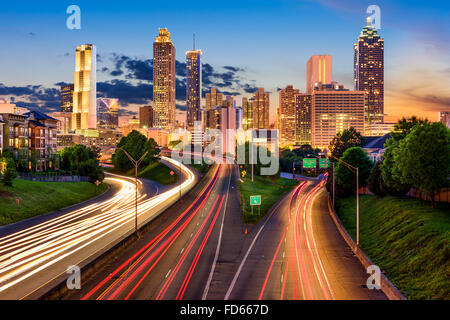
391 116 429 141
2 157 17 187
367 162 385 196
112 130 160 171
57 145 104 182
335 147 373 196
329 127 364 159
392 122 450 208
380 116 429 196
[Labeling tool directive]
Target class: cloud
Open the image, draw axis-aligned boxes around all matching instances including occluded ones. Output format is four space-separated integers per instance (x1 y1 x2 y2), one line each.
0 83 60 114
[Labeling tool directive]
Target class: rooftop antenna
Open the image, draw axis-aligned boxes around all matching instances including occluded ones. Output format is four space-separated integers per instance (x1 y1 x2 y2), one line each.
193 33 196 50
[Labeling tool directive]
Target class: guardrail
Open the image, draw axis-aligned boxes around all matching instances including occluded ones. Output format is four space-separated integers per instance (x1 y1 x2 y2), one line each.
326 195 406 300
18 173 90 182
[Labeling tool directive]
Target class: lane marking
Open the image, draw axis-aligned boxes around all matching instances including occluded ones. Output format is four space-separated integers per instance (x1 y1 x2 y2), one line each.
202 165 232 300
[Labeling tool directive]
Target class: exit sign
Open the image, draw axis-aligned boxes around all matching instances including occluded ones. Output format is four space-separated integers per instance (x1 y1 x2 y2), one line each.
319 159 330 168
250 195 261 206
303 158 317 168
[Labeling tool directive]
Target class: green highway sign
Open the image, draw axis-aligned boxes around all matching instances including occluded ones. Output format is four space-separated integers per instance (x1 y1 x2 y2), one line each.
319 159 330 168
303 158 317 169
250 195 261 206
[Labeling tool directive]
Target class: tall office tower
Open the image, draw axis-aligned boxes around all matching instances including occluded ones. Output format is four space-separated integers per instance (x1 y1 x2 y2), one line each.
252 88 270 130
61 84 74 112
306 55 332 94
140 105 154 128
235 106 243 130
279 85 299 146
223 95 235 108
242 97 254 130
439 111 450 128
96 98 119 130
311 82 365 149
205 88 223 111
72 44 97 130
295 94 312 145
153 28 176 130
354 18 384 124
186 49 202 129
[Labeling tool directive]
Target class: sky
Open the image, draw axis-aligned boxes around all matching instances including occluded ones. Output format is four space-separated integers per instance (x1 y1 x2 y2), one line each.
0 0 449 125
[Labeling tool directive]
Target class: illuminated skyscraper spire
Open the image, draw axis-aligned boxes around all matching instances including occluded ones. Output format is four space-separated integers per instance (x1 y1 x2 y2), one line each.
354 18 384 124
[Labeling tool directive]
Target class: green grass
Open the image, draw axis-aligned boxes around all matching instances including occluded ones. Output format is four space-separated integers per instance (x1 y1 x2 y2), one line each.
108 160 179 185
0 180 108 226
239 175 298 224
335 195 450 300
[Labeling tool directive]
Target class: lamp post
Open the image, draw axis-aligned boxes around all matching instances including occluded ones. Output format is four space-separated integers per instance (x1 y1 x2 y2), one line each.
120 147 149 236
330 155 360 245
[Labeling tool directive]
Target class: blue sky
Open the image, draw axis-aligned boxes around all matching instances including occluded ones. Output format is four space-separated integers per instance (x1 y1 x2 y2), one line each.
0 0 449 124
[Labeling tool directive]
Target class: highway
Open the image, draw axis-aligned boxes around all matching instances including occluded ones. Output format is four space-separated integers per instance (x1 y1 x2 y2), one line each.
70 163 238 300
0 156 197 300
221 174 387 300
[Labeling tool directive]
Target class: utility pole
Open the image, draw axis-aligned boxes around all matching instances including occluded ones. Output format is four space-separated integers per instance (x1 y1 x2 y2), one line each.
356 167 359 246
120 148 149 236
332 161 335 209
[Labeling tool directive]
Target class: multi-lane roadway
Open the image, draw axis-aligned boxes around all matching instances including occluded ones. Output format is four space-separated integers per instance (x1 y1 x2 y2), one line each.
0 157 197 300
0 157 387 300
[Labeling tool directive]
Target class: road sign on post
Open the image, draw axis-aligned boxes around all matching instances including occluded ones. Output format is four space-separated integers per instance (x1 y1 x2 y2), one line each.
303 158 317 169
319 159 330 168
250 195 261 206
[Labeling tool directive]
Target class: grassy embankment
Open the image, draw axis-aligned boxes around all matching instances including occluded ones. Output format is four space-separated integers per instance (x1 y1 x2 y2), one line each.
239 175 298 224
108 160 179 185
0 180 108 226
336 195 449 300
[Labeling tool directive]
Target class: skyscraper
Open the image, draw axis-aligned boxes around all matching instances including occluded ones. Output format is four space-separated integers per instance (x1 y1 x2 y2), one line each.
205 88 223 111
295 94 312 145
354 18 384 124
96 98 119 130
311 82 365 149
186 49 202 129
252 88 270 130
153 28 176 130
242 97 253 130
140 105 154 128
61 84 74 113
279 85 299 146
72 44 97 130
306 55 332 94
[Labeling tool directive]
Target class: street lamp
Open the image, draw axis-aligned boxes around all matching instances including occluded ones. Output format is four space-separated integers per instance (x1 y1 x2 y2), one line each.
120 147 149 236
330 155 360 245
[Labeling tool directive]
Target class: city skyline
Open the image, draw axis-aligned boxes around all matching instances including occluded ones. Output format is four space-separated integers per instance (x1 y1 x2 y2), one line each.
0 1 449 126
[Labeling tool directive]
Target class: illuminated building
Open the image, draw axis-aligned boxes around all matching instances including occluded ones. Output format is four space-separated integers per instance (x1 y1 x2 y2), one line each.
153 28 176 130
49 112 72 134
306 55 332 94
252 88 270 129
0 98 29 115
96 98 119 130
279 85 299 146
122 116 141 136
364 122 396 136
311 82 365 149
186 49 202 129
242 97 253 130
295 94 312 145
72 44 97 130
205 88 223 111
61 84 74 112
139 105 153 128
354 18 384 124
439 111 450 128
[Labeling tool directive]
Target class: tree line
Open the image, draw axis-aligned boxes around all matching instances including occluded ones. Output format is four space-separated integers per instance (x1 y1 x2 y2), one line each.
327 118 450 208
